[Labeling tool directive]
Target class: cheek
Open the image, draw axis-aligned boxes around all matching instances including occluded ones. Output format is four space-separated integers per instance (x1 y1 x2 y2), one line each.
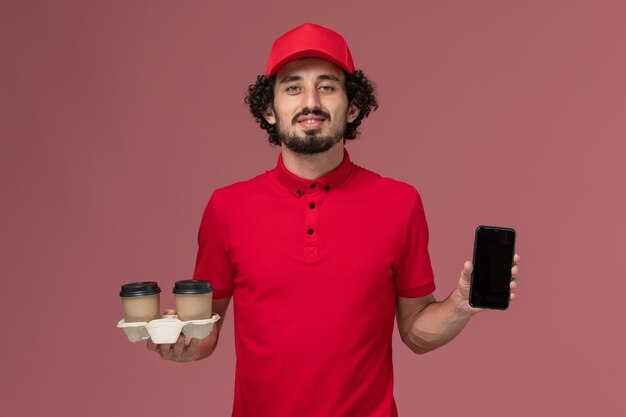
271 107 287 126
327 97 350 117
332 105 350 123
276 110 291 126
273 101 297 124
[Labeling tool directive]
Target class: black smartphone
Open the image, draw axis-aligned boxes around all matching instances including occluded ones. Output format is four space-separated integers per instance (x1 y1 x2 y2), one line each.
469 225 516 310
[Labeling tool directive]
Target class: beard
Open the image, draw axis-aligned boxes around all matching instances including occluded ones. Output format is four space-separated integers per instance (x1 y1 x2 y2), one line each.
276 108 346 155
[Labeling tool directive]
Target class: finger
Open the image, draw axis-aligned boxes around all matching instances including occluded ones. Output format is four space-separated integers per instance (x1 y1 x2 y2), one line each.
158 343 173 359
511 265 519 276
184 336 193 347
513 253 520 265
172 334 186 358
163 308 177 316
510 278 518 290
186 338 200 356
510 292 516 301
460 261 473 282
146 339 158 352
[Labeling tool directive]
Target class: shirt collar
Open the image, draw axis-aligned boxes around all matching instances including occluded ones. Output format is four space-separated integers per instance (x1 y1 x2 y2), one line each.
276 149 354 197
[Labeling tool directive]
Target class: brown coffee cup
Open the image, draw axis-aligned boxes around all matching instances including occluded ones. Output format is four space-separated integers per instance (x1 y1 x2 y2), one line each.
173 280 213 322
120 282 161 323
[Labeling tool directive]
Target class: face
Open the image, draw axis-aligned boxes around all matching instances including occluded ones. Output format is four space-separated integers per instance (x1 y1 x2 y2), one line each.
264 58 359 155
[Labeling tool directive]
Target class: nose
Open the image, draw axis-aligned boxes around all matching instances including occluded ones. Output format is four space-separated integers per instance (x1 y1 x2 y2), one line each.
302 86 321 109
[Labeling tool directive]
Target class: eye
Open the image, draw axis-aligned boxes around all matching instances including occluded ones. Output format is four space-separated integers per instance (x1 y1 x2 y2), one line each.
318 85 334 92
286 85 300 94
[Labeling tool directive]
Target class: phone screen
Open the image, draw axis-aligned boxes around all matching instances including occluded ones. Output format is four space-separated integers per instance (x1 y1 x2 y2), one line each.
469 226 516 310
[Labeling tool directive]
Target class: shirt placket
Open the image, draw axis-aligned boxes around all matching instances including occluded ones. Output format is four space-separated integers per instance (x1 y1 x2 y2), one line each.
303 181 326 260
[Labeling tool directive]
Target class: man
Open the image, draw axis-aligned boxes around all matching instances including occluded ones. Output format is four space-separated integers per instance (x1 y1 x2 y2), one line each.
147 23 520 417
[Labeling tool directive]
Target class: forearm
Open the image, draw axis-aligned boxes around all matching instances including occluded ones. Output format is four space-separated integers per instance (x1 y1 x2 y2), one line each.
195 297 230 360
406 288 475 354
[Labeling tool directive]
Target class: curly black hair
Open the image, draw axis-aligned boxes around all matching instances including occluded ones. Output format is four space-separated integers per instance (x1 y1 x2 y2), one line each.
244 70 378 146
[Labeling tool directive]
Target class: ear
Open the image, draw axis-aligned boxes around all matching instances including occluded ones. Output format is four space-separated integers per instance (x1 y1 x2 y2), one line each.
347 103 360 123
263 106 276 125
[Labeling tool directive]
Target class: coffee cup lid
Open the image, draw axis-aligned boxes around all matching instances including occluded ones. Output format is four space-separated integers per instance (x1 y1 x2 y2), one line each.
120 281 161 297
173 279 213 294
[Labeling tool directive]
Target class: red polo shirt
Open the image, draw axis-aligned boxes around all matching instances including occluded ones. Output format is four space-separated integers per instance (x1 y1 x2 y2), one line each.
194 149 435 417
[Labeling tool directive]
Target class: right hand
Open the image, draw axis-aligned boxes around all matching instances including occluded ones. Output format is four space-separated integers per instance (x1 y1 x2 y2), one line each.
146 309 217 362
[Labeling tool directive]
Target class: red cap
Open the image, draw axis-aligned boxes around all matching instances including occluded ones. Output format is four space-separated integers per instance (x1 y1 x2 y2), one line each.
265 23 355 77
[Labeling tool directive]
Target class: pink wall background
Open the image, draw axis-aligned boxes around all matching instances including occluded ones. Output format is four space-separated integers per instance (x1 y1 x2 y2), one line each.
3 0 625 416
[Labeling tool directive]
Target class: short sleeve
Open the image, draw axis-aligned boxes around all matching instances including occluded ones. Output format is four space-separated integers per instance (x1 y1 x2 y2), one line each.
394 190 436 298
193 192 234 299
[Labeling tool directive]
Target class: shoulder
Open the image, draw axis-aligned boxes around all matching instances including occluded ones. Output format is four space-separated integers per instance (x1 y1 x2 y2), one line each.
201 171 274 217
353 164 423 203
209 170 272 201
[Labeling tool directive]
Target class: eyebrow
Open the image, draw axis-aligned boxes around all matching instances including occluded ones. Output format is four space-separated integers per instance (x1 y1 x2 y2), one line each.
318 74 341 82
278 75 302 84
278 74 342 84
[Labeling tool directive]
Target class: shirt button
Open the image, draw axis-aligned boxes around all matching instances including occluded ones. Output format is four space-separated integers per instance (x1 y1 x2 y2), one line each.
296 190 302 196
309 203 315 209
307 228 314 235
324 186 330 191
310 184 316 189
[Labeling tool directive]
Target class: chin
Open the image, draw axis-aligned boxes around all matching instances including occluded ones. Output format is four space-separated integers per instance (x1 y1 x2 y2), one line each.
302 128 323 136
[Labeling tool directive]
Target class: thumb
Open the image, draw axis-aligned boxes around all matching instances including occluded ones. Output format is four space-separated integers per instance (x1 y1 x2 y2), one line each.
460 261 473 284
163 308 177 315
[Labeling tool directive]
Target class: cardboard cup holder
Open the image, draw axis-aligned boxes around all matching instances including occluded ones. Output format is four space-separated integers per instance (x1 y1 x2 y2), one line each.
117 314 221 343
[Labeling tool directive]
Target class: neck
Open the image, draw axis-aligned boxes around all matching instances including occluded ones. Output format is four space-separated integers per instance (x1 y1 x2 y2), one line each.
281 141 345 180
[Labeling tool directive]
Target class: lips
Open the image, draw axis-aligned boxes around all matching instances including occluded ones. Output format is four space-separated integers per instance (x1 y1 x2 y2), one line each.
297 115 325 130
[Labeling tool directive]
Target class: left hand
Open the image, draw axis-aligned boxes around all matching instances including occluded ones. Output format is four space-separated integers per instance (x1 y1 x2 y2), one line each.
457 253 521 314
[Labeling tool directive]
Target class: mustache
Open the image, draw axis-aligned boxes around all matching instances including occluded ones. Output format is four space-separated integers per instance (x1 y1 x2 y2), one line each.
291 108 331 125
